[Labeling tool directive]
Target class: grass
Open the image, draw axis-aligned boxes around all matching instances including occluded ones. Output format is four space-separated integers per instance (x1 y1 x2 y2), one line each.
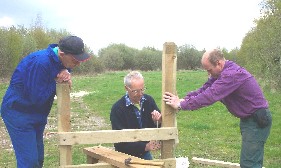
0 70 280 168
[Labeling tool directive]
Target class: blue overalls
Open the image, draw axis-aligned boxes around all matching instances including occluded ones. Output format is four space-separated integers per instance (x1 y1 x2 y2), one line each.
1 44 65 167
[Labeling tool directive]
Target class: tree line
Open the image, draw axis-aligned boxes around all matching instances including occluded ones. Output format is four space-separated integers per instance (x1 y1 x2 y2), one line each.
0 0 280 90
238 0 281 90
0 25 237 76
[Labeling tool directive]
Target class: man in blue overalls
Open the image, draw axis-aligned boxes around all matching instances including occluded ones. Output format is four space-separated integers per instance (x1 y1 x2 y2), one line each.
1 36 90 168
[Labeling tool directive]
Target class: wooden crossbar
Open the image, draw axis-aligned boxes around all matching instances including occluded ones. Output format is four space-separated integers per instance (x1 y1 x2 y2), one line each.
58 127 178 145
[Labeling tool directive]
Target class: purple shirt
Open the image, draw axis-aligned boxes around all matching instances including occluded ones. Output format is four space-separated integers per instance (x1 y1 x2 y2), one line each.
180 61 268 118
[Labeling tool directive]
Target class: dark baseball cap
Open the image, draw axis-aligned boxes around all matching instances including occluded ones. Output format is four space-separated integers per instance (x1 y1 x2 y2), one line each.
58 36 90 62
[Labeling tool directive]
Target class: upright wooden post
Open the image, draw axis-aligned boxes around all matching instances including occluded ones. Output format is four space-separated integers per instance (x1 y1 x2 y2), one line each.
161 42 177 159
57 83 72 165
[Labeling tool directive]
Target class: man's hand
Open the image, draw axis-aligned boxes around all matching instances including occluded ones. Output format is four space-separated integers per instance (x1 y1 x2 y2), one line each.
151 110 162 123
55 69 72 88
163 92 181 110
145 140 161 151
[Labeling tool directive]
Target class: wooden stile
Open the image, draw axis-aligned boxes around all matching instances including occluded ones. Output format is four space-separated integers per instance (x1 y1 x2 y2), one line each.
161 42 178 159
57 83 72 165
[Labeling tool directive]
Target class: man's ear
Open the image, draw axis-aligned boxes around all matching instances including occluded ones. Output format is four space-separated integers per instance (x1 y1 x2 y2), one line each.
218 59 225 69
58 49 66 59
58 49 63 56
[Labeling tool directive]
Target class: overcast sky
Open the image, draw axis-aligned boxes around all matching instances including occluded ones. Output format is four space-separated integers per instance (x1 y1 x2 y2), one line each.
0 0 262 53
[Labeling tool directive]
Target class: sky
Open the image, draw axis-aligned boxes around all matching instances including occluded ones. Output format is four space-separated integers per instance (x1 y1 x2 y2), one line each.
0 0 263 54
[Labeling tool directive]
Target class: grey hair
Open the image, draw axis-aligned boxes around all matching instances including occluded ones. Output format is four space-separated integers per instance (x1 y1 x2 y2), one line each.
208 49 225 66
124 71 144 87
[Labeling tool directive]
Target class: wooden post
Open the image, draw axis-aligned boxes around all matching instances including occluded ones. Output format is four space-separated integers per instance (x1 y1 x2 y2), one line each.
57 83 72 165
161 42 177 159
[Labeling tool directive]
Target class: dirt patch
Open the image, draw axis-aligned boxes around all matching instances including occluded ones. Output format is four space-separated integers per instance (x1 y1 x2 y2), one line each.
0 90 110 150
0 119 12 151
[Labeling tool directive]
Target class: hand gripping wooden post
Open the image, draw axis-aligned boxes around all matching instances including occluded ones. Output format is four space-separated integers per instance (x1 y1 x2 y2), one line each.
57 83 72 165
161 42 178 159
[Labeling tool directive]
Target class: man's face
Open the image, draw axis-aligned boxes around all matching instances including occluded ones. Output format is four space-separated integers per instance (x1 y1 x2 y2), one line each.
125 78 145 104
59 51 81 69
201 56 222 79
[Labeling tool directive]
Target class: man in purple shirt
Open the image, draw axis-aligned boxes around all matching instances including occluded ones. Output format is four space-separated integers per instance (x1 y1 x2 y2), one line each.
163 49 272 168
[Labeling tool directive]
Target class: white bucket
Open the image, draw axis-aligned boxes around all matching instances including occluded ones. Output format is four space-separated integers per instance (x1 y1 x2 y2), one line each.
176 157 189 168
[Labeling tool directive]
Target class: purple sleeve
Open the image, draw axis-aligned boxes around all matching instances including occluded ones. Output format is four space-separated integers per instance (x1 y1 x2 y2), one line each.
183 77 216 99
180 74 242 110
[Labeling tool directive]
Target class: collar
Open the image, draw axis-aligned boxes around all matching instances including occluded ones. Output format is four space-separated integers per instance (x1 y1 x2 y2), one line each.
49 44 66 69
52 46 59 57
125 93 146 107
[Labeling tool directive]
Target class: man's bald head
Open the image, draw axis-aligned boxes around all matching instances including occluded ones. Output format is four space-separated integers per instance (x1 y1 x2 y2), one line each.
202 49 225 66
201 49 226 78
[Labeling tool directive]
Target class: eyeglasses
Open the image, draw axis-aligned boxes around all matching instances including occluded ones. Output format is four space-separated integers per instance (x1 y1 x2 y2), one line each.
126 86 146 94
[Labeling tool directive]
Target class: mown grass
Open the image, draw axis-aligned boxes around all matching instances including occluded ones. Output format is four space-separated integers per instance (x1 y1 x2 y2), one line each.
0 70 280 167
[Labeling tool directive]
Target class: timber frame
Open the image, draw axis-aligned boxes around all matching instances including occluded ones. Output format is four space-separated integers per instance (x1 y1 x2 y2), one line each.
56 42 178 168
55 42 251 168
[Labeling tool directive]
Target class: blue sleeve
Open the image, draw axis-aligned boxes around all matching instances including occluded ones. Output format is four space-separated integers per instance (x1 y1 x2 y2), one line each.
23 60 56 106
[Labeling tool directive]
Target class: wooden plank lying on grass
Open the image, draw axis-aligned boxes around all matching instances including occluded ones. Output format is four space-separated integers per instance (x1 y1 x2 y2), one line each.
192 157 240 168
192 157 265 168
58 127 178 145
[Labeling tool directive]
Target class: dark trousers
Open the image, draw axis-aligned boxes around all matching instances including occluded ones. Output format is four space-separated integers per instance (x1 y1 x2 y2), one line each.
240 109 272 168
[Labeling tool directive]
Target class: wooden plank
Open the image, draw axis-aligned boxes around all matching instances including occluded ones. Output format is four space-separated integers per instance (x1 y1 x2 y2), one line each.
60 158 176 168
192 157 266 168
60 163 116 168
58 127 178 145
83 146 164 168
192 157 240 168
60 159 176 168
161 42 178 159
57 83 72 165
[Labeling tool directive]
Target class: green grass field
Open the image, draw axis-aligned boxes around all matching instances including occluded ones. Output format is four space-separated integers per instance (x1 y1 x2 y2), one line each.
0 70 280 167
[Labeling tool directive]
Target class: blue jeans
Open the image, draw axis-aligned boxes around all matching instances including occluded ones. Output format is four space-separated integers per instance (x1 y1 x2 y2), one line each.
141 151 153 160
240 109 272 168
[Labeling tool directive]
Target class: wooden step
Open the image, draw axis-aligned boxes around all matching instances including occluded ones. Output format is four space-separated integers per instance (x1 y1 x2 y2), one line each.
83 146 164 168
